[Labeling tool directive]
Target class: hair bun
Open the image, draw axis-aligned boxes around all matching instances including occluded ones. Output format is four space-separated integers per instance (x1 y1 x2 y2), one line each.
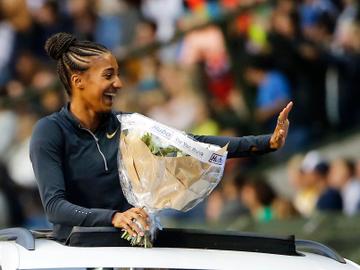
45 32 77 60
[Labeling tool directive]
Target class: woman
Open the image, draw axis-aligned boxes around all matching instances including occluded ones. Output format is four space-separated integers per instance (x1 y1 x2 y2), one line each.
30 32 292 242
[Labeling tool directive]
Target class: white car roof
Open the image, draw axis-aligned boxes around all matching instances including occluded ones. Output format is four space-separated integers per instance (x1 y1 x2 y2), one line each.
0 238 359 270
1 227 359 270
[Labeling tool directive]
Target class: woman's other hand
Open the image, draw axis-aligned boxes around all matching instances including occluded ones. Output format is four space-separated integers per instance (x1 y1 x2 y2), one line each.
112 208 150 237
269 101 293 150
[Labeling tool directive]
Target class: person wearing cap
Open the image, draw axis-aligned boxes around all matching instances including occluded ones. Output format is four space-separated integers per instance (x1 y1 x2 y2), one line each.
293 151 323 217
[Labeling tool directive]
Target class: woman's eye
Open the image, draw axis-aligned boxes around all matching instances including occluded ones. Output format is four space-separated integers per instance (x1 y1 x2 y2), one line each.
105 74 112 79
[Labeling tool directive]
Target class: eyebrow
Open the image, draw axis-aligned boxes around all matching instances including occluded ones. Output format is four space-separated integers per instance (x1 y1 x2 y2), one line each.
102 68 114 73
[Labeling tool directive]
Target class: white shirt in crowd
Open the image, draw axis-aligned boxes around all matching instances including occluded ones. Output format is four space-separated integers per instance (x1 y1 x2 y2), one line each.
342 178 360 216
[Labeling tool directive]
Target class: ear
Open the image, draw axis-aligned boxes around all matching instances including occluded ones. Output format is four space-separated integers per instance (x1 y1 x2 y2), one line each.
70 73 84 90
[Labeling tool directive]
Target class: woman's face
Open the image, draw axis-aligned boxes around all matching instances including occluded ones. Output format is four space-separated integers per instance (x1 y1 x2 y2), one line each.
76 53 123 112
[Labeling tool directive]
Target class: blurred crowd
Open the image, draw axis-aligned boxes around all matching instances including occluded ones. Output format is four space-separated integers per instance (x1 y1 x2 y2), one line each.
200 152 360 227
0 0 360 229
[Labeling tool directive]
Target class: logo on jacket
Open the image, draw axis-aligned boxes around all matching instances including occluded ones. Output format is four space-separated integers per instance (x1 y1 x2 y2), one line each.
106 128 118 139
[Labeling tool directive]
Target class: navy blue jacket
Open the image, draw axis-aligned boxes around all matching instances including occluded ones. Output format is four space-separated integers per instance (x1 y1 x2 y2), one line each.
30 105 273 241
316 188 343 211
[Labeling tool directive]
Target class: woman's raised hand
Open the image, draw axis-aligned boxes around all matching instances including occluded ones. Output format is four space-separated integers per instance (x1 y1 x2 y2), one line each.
112 207 150 237
269 101 293 150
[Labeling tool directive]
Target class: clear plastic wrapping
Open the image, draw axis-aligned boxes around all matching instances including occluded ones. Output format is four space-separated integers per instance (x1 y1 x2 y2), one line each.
117 113 227 245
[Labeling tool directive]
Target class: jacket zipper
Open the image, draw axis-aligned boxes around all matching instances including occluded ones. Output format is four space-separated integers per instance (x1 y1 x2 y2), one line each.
80 126 109 172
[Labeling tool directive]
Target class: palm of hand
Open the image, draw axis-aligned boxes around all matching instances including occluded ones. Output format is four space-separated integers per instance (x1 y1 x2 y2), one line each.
269 102 293 150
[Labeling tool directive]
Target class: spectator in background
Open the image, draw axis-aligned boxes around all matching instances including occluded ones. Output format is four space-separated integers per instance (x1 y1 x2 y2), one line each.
95 0 126 52
269 5 329 138
355 159 360 180
29 0 73 58
292 151 322 217
315 161 343 212
244 55 291 132
132 19 157 50
147 64 202 131
205 188 223 223
13 51 39 87
178 25 234 106
190 101 220 136
123 19 159 103
0 102 17 160
328 158 360 216
134 59 159 95
0 8 15 86
333 0 357 43
6 110 37 189
272 197 299 220
240 176 276 223
243 52 312 156
327 21 360 128
141 0 183 61
217 173 250 224
0 0 32 86
0 162 25 227
268 5 301 87
66 0 96 41
31 67 65 115
287 154 305 199
141 0 183 42
0 0 32 35
299 0 338 39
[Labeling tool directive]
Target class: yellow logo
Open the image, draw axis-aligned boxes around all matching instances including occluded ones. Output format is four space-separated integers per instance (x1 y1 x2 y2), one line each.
106 129 118 139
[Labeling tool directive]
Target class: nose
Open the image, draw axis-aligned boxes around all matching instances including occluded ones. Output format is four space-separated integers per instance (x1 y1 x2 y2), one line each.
113 75 123 89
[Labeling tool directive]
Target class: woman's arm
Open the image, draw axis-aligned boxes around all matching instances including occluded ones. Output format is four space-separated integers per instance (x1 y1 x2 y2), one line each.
30 118 116 227
193 102 293 158
192 134 273 158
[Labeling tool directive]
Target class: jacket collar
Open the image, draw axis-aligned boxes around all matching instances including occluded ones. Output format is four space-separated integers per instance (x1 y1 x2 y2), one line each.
60 103 115 132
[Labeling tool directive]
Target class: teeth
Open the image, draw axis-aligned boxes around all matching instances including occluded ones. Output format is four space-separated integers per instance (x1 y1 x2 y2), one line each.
104 92 116 97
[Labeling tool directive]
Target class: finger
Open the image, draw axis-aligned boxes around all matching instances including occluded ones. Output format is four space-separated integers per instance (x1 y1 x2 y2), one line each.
124 213 144 235
133 208 149 220
127 212 148 232
112 219 137 237
122 223 138 237
278 102 293 122
131 208 150 229
281 101 293 120
129 220 144 236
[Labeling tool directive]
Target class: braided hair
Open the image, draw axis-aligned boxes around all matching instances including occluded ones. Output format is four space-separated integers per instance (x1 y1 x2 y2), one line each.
45 32 109 96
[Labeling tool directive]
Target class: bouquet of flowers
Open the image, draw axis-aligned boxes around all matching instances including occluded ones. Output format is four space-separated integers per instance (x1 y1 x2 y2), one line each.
117 113 227 247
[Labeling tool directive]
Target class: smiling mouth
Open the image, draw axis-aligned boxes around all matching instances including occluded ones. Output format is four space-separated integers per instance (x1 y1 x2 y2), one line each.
103 91 117 105
104 92 117 97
